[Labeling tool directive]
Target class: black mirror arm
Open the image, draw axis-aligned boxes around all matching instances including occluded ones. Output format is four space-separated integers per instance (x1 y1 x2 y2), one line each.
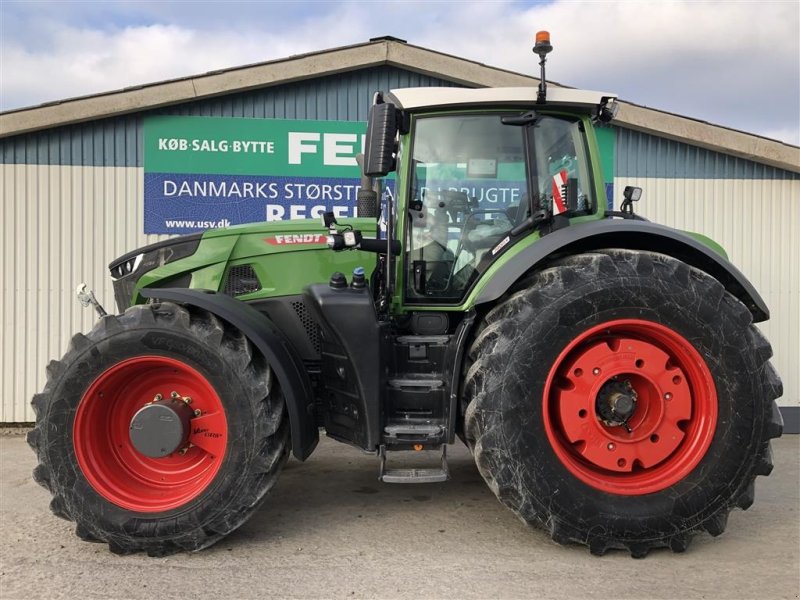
510 209 550 237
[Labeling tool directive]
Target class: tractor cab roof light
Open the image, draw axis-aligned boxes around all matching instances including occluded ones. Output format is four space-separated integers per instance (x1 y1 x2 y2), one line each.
534 30 552 52
533 30 553 104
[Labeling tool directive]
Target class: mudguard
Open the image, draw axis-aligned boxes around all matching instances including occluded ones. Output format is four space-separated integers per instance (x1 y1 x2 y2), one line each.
139 288 318 460
474 219 770 322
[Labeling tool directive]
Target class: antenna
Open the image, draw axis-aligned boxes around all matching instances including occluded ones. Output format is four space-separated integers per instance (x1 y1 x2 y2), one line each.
533 30 553 104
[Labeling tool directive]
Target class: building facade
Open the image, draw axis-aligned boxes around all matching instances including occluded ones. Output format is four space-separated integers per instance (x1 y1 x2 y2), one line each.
1 38 798 429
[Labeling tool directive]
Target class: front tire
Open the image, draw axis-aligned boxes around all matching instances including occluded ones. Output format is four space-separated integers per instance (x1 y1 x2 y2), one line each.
27 302 289 555
463 250 782 556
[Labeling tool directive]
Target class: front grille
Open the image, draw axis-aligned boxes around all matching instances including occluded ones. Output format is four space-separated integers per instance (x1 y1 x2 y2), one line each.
223 265 261 296
292 300 320 354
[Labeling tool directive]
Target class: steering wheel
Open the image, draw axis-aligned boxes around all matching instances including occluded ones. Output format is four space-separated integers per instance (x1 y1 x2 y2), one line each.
457 208 513 256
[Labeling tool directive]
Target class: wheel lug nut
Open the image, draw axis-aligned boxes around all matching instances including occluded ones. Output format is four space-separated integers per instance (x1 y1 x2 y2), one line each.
183 396 192 404
607 442 615 451
153 393 162 402
194 409 202 417
664 392 672 400
593 368 601 375
170 391 180 399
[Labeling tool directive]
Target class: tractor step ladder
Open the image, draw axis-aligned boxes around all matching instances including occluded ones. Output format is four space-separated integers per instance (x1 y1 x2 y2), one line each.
378 443 449 484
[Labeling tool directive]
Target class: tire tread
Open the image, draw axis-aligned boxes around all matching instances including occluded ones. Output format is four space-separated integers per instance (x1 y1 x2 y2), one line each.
463 249 782 556
28 302 289 555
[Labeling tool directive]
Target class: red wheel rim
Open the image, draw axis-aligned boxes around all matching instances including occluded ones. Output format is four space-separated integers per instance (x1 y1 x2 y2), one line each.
73 356 228 512
543 319 717 495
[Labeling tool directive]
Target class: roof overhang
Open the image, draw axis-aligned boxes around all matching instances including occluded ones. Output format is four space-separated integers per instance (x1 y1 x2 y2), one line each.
0 38 797 172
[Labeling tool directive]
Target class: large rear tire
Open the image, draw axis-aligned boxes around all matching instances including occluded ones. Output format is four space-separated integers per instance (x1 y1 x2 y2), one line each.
27 302 289 555
463 249 783 557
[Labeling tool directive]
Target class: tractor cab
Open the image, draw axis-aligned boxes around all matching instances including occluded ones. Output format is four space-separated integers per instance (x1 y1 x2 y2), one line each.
320 84 619 308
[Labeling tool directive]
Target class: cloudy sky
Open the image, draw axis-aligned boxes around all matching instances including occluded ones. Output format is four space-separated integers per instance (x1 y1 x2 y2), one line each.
1 0 798 145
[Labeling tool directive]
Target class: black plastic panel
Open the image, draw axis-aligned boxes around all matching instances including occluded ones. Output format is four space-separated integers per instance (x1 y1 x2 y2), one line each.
249 296 320 361
303 283 383 451
223 264 261 296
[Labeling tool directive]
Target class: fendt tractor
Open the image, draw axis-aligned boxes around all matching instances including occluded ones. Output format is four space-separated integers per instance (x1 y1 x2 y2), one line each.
29 33 782 558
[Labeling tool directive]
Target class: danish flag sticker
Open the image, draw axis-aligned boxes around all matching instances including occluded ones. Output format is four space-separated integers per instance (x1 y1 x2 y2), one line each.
551 169 568 215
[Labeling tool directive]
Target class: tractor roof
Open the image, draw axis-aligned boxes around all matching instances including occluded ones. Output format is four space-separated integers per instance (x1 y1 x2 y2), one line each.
386 87 617 114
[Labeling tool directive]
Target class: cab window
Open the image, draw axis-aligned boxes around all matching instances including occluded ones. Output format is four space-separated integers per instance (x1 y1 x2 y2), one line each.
529 117 594 214
403 113 592 303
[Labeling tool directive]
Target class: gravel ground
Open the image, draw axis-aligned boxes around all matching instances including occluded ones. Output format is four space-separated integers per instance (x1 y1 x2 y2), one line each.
1 432 798 600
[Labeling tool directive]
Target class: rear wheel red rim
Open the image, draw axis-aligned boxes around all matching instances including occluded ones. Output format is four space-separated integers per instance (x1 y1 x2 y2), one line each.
543 319 717 495
73 356 228 512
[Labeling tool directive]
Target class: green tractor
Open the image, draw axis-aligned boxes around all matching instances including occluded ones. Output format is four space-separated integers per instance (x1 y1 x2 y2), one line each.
29 34 782 557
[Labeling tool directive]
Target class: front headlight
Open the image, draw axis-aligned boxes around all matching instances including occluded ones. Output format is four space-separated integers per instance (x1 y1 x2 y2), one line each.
110 253 144 280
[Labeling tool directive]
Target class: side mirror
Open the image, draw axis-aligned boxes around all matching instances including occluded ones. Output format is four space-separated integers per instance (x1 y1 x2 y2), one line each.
364 100 398 178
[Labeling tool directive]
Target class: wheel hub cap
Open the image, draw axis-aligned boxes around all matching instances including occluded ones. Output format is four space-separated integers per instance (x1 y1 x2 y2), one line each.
595 379 638 427
129 397 195 458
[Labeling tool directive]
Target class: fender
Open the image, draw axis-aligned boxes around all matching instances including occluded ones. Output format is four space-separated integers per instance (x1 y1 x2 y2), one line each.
475 219 770 322
140 288 318 460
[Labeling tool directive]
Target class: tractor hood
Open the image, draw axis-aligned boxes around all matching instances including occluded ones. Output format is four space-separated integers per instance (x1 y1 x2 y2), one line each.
109 218 379 312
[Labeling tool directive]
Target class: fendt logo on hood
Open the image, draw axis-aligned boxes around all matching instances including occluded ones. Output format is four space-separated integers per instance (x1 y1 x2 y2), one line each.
264 234 327 246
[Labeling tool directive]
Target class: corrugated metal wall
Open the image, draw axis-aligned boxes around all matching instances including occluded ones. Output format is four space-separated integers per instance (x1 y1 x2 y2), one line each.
1 165 142 422
615 128 796 180
615 128 800 408
0 66 461 422
1 69 797 422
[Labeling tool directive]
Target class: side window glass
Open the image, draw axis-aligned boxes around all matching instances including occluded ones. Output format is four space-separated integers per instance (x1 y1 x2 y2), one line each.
405 114 528 302
531 117 594 214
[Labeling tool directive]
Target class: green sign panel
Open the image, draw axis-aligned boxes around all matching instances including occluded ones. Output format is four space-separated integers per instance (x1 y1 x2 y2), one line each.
144 116 367 178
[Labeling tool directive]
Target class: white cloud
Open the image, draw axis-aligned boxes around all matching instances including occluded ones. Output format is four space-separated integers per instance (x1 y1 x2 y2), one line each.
3 24 289 106
409 1 800 144
1 0 798 145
